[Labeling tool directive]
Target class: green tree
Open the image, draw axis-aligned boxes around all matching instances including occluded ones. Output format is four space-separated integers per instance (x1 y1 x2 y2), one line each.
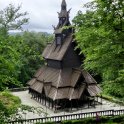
0 4 53 89
0 4 28 36
0 4 28 90
73 0 124 97
0 35 23 90
18 31 54 84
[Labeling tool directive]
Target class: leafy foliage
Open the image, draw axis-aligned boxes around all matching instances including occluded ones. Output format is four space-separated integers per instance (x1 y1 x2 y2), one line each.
0 4 28 36
73 0 124 97
0 91 21 122
0 4 53 89
9 104 46 122
99 94 124 105
0 4 28 90
0 35 23 90
0 91 45 123
18 31 53 84
0 31 53 89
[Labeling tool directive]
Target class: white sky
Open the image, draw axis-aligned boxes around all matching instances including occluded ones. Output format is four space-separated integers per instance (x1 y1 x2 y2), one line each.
0 0 92 33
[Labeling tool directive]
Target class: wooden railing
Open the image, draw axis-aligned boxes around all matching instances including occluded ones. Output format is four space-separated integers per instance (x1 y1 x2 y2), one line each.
9 87 28 92
7 109 124 124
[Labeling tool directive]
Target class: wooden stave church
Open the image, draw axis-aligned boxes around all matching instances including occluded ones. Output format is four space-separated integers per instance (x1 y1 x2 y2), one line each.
27 0 101 111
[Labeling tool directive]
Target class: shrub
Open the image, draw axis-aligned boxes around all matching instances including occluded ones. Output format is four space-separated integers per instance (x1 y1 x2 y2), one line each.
0 91 21 122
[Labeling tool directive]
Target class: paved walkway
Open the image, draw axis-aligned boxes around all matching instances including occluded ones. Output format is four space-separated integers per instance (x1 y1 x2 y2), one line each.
12 91 124 119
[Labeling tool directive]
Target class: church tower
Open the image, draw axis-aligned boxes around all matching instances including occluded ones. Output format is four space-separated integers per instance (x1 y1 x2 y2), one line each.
54 0 71 46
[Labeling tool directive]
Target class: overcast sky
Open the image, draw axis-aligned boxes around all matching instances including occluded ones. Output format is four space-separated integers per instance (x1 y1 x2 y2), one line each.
0 0 92 33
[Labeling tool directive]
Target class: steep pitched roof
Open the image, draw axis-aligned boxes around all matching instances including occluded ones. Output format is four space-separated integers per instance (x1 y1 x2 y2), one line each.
42 34 73 61
28 65 101 97
82 70 97 84
87 84 101 96
37 67 60 86
28 66 101 99
47 85 86 101
34 66 81 88
30 81 43 94
27 78 36 86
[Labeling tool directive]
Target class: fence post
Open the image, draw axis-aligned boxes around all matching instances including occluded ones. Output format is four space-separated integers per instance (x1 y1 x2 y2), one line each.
112 110 114 117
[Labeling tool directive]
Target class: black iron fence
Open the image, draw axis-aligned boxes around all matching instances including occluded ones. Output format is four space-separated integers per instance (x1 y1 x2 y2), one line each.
7 109 124 124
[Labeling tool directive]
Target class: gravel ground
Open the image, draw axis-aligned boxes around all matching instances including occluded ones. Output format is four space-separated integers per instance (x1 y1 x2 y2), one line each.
12 90 124 119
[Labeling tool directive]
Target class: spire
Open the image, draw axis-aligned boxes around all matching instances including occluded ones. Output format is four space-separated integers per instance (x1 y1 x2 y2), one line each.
61 0 67 11
55 0 71 32
62 0 66 5
58 0 68 18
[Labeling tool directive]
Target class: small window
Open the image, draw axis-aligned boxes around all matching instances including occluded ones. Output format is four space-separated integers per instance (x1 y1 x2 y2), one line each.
56 36 61 45
63 18 65 20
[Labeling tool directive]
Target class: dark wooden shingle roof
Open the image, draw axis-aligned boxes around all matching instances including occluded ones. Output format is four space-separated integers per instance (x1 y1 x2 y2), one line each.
82 70 97 84
87 85 101 96
28 65 101 100
42 34 73 61
47 85 86 101
35 66 81 88
27 78 36 86
30 81 43 94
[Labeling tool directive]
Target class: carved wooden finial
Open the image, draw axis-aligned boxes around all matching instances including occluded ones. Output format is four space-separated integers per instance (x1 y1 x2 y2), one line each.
52 25 56 30
68 8 72 13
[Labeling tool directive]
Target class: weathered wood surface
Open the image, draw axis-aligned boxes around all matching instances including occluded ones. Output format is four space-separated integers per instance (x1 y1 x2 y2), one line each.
9 87 28 92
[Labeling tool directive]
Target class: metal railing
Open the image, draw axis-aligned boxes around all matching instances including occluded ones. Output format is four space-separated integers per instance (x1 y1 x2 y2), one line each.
7 109 124 124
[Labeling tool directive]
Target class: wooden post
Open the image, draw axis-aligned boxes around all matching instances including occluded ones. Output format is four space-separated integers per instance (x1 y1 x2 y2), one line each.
88 97 90 108
36 93 38 101
94 97 95 108
71 100 72 111
35 92 36 99
38 93 39 101
52 100 53 109
97 96 98 104
41 94 42 103
45 95 46 106
36 93 38 100
42 95 44 105
34 92 35 99
77 99 79 110
43 95 44 105
54 100 56 112
49 98 50 109
40 94 41 103
101 95 102 104
42 94 43 103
